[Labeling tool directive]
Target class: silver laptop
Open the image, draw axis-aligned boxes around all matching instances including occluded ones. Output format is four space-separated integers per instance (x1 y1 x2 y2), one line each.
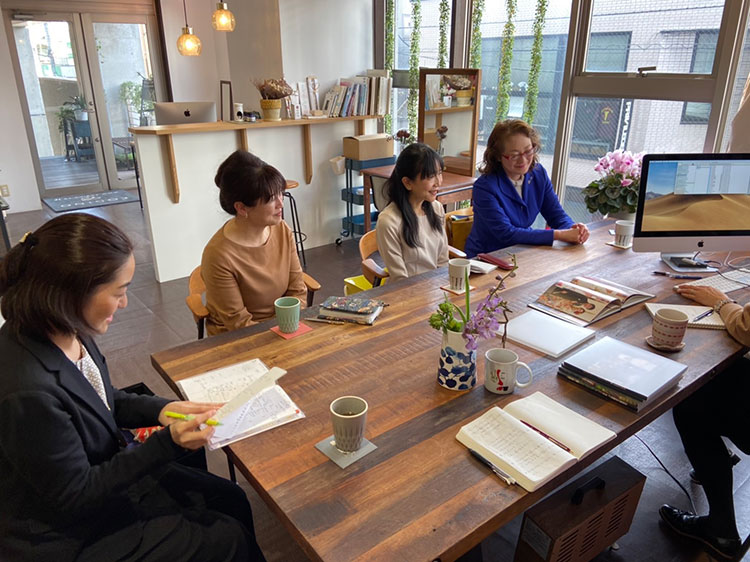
154 101 217 125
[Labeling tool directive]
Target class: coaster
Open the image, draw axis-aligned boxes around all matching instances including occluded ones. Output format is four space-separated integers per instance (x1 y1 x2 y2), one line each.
645 335 685 352
440 284 476 296
270 322 313 339
606 241 632 250
315 436 377 469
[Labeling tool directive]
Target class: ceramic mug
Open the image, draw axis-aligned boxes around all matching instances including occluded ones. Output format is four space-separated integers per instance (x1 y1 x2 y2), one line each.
614 220 635 247
274 296 300 333
652 308 688 348
448 258 471 292
484 348 533 394
330 396 368 453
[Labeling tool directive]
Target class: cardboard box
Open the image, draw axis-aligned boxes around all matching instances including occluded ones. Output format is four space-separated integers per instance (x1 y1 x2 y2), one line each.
342 134 394 161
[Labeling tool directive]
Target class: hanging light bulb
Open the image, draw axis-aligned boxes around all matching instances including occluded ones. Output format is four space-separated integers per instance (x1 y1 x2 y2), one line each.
212 2 235 31
177 0 201 56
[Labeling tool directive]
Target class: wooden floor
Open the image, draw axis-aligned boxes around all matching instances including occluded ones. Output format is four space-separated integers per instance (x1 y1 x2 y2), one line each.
39 155 136 189
3 201 748 562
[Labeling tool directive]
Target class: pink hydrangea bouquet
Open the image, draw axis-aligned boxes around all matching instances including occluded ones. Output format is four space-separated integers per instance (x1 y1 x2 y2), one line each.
429 255 518 351
583 150 645 216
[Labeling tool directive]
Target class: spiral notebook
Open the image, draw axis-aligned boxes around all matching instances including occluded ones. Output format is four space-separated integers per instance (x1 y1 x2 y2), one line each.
644 303 726 330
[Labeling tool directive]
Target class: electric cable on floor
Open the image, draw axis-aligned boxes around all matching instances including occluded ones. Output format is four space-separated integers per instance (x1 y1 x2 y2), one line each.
635 434 697 514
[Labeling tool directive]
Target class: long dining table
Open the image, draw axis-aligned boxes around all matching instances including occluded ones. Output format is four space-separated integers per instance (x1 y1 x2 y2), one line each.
151 221 749 561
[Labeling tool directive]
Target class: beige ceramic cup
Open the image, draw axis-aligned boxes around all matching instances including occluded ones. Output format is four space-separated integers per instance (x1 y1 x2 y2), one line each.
330 396 368 453
652 308 689 348
484 348 533 395
614 220 635 247
448 258 471 291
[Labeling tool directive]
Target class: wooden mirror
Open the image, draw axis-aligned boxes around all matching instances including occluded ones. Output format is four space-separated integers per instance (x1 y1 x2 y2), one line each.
418 68 481 177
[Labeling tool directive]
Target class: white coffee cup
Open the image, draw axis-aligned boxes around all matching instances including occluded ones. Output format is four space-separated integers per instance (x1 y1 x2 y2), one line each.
484 348 533 394
614 220 635 247
652 308 688 348
330 396 368 453
449 258 471 291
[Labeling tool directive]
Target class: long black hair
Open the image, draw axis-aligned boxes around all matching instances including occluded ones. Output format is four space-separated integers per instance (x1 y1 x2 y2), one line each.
0 213 133 340
386 143 444 248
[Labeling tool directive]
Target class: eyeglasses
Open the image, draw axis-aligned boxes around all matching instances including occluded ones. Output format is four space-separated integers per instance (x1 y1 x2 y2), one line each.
502 147 538 162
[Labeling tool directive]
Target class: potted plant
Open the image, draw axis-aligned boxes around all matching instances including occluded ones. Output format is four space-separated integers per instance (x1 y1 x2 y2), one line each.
583 150 644 219
429 255 518 390
444 74 473 107
252 78 293 121
64 94 88 121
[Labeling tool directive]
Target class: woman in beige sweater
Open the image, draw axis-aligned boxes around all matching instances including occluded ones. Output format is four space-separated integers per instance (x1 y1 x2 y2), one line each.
202 150 306 335
375 143 449 282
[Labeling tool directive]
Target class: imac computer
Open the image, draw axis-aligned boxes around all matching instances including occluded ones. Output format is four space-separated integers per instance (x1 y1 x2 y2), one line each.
154 101 217 125
633 152 750 272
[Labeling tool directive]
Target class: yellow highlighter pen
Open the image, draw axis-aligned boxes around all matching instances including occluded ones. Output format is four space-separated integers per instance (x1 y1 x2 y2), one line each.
164 411 222 426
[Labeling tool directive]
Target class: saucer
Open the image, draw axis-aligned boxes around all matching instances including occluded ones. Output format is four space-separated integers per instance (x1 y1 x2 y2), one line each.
645 335 685 352
606 241 632 250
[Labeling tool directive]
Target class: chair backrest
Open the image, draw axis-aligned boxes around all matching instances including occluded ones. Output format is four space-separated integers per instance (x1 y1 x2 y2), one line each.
358 230 389 286
359 230 379 262
445 206 474 252
186 266 209 339
71 119 91 139
370 176 391 211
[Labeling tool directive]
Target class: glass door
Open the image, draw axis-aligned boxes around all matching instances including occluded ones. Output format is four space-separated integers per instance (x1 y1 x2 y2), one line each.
11 14 107 197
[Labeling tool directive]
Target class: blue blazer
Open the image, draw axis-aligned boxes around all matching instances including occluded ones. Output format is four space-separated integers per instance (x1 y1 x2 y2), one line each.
465 163 575 257
0 325 182 561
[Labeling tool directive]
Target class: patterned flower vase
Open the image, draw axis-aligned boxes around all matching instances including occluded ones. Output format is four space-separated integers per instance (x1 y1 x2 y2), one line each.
437 329 477 391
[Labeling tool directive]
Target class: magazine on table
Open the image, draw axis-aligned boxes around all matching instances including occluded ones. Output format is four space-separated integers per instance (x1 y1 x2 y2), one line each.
529 276 654 327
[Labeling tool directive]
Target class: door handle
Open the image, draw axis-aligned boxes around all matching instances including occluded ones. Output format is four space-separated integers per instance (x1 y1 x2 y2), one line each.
95 137 100 143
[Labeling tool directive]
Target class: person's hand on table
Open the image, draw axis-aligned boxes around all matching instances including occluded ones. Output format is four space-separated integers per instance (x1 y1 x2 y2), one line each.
572 223 589 244
554 224 589 245
674 284 729 308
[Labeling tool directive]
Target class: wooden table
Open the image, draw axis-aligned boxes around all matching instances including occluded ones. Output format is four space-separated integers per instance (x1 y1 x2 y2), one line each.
360 165 475 232
151 222 749 562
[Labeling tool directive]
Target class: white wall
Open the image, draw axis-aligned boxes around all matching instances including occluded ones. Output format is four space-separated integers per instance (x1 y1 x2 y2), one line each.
0 7 42 214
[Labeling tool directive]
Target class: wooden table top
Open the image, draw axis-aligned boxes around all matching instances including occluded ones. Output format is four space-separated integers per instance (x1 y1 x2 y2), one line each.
151 222 749 562
361 164 476 188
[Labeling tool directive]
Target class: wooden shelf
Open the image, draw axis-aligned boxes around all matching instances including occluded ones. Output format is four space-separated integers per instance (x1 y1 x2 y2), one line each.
129 115 382 203
425 105 474 115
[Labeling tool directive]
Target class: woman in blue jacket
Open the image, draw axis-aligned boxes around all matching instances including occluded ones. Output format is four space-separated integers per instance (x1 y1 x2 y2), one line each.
465 119 589 257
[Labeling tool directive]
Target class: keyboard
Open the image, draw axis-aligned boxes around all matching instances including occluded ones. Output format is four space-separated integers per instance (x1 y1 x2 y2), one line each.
681 269 750 294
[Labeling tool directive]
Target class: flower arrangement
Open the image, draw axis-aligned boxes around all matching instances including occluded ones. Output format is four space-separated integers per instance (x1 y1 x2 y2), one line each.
583 150 645 216
395 129 412 146
429 254 518 350
436 125 448 155
252 78 293 100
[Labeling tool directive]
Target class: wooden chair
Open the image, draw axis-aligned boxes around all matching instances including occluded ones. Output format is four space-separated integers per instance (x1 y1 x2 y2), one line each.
445 206 473 253
186 266 321 340
359 224 467 288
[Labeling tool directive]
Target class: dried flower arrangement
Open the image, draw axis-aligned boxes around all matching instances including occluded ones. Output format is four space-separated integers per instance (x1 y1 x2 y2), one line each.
252 78 294 100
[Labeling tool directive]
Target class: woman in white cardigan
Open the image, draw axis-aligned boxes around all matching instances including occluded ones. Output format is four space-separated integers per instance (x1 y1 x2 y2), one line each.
375 143 449 282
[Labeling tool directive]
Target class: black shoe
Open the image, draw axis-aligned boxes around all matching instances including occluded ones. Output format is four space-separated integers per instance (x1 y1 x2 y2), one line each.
690 452 741 485
659 504 741 560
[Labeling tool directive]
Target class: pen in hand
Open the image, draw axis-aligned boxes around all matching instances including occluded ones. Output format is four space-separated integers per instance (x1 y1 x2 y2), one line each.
164 411 222 426
468 448 516 485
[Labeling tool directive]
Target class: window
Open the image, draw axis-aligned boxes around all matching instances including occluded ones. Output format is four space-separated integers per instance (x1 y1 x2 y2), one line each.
682 31 719 124
721 25 750 150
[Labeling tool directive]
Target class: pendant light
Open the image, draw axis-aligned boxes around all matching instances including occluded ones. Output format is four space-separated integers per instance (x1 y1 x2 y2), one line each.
212 2 236 31
177 0 202 56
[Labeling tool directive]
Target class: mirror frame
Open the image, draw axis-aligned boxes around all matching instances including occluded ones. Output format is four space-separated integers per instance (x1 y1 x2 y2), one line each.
417 67 481 177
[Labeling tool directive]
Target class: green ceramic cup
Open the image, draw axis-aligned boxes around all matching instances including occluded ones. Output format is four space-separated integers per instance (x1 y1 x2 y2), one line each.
274 296 301 333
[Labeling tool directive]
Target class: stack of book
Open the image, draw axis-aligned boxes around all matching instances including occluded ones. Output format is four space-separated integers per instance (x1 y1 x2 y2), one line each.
557 337 687 412
320 69 392 118
317 296 385 325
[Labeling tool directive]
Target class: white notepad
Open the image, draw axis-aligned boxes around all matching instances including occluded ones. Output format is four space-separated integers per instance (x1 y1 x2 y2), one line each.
503 310 595 358
645 303 726 330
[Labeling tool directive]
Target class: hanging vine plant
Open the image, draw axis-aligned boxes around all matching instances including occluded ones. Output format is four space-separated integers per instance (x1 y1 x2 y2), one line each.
468 0 485 69
385 0 395 133
523 0 548 124
495 0 517 122
438 0 450 68
407 0 422 141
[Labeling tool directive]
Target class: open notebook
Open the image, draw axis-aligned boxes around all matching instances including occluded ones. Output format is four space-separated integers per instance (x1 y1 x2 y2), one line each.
645 303 725 330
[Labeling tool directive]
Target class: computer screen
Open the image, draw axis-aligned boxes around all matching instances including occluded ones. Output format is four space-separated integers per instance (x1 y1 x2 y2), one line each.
154 101 217 125
633 153 750 271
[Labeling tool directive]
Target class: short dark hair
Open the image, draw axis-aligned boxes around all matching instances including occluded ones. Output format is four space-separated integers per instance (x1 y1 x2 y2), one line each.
480 119 541 176
0 213 133 340
386 143 444 248
215 150 286 214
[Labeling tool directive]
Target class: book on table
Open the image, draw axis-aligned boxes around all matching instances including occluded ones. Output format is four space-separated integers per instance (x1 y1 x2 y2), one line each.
177 358 304 450
529 275 654 327
557 336 687 412
645 303 726 330
456 392 616 492
317 295 385 324
504 310 595 358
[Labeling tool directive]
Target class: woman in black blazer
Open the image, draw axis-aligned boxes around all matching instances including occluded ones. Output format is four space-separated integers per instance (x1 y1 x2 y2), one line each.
0 214 265 561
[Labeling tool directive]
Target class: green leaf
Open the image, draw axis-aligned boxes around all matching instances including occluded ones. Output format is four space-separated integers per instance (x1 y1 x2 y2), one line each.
604 186 620 199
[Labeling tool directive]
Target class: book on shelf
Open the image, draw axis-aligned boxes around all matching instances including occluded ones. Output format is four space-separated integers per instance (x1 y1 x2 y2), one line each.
505 310 595 358
645 303 726 330
456 392 616 492
558 336 686 410
529 275 654 327
176 358 304 450
317 295 385 324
